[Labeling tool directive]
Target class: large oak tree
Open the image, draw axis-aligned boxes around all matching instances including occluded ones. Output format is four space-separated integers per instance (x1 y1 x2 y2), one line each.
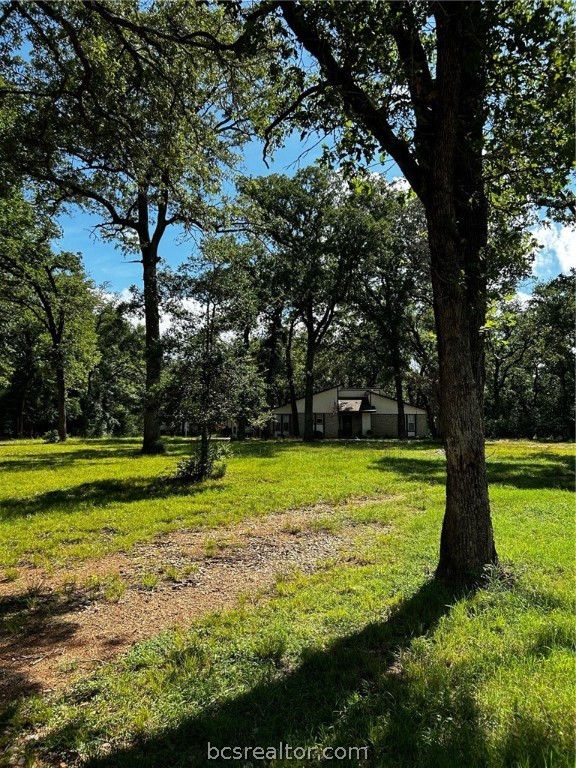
0 1 272 453
238 0 574 579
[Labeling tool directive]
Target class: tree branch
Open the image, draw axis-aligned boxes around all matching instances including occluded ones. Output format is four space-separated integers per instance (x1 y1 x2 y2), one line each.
388 1 435 144
279 1 423 195
35 170 137 230
262 83 326 165
34 1 94 98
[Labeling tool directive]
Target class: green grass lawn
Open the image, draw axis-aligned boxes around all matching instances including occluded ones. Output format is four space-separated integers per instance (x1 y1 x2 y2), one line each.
0 438 574 767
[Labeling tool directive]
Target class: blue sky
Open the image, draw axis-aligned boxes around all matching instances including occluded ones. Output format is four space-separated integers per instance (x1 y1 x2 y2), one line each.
56 135 574 295
56 133 332 292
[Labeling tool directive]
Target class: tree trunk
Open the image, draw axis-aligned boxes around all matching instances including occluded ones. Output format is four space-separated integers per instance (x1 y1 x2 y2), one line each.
265 308 282 409
199 425 210 478
422 396 438 440
303 336 315 442
14 374 28 438
284 322 300 437
427 3 496 581
55 357 67 442
392 354 406 439
141 244 164 454
16 393 25 438
237 325 250 441
395 375 406 439
559 368 573 439
490 358 502 429
288 383 299 437
427 212 496 581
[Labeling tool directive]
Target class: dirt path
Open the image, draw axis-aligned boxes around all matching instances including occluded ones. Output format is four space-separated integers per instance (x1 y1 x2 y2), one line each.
0 503 387 706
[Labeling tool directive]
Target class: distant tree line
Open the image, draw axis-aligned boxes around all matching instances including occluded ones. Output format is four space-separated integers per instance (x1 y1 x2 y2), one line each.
0 170 572 443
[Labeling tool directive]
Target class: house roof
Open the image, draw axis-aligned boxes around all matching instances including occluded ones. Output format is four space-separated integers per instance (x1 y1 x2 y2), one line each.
338 397 376 413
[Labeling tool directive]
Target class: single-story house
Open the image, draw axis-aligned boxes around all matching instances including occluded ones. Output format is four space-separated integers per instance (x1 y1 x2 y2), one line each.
271 386 429 439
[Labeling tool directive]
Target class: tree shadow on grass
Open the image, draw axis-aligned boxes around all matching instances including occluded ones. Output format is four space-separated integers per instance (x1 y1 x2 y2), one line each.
488 456 574 491
229 441 292 459
0 438 198 473
0 591 83 708
369 452 574 492
0 477 215 521
0 438 440 473
0 446 145 473
43 579 493 768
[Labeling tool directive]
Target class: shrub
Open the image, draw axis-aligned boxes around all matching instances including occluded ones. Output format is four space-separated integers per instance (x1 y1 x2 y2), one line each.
43 429 60 443
175 441 231 483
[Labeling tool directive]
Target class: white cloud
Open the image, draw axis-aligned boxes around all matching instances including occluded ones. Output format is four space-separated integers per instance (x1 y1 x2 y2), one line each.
389 176 411 192
99 287 136 307
532 223 576 275
100 289 204 335
515 291 532 306
160 297 203 335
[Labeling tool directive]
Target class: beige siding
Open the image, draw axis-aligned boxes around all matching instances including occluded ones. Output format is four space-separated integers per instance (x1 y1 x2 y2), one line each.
404 403 427 414
370 392 427 416
339 388 373 399
361 412 372 435
274 388 338 416
312 388 338 413
370 394 398 414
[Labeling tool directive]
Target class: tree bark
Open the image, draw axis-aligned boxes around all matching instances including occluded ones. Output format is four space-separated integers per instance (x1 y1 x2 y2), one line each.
427 214 496 579
420 394 438 440
394 373 406 439
284 321 300 437
427 3 496 580
55 355 67 442
141 243 164 454
265 308 282 409
392 347 406 439
303 334 315 442
16 391 25 438
199 424 210 478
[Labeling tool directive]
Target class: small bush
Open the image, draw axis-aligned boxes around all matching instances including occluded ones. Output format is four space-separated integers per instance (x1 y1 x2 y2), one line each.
175 441 231 484
43 430 60 443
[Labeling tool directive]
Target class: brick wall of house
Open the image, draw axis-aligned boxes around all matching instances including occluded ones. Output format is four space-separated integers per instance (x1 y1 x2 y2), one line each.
415 414 429 438
284 410 428 438
324 413 339 438
371 414 398 437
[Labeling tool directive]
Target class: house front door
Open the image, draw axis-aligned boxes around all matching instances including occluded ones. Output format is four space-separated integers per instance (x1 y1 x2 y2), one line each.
341 413 353 438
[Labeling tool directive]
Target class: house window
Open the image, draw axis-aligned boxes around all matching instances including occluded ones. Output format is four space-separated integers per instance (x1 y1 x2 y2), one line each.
278 413 292 437
406 414 416 436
